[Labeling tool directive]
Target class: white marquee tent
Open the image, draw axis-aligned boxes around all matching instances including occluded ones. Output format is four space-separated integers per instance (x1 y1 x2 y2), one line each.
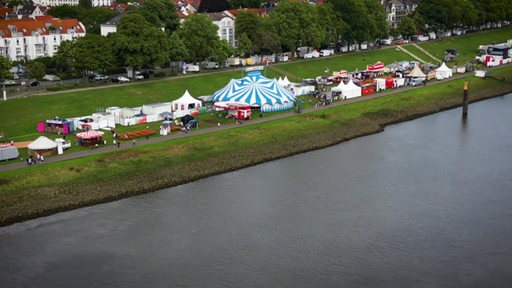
28 136 57 150
435 62 453 80
210 72 296 112
171 90 202 119
332 79 362 99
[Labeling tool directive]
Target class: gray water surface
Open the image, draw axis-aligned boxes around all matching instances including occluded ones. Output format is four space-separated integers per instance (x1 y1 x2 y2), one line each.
1 95 511 288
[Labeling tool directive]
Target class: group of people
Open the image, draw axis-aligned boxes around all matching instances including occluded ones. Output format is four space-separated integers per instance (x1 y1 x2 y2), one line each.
26 153 44 165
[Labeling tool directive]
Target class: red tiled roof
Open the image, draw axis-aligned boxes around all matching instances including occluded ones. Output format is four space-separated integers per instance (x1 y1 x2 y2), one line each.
0 17 84 38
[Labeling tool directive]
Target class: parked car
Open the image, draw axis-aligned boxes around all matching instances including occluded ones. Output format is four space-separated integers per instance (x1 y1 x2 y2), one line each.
2 79 19 86
395 39 404 45
303 50 320 59
55 138 71 149
112 76 130 83
42 74 61 81
94 74 109 81
319 49 335 57
409 78 425 87
186 64 200 72
134 71 144 80
27 80 40 87
204 62 219 69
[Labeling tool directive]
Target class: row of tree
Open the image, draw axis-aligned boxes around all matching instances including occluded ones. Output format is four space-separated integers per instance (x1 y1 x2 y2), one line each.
1 0 510 79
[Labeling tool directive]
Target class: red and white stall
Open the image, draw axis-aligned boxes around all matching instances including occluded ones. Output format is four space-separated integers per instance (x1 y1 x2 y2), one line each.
214 102 252 120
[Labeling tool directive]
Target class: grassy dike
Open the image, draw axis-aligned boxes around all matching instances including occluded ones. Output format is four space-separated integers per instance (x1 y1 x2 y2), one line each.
1 67 512 226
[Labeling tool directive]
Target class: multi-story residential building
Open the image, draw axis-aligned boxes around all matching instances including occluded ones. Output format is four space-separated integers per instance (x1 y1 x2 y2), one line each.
205 11 235 47
383 0 420 29
32 0 79 6
0 15 85 61
91 0 113 7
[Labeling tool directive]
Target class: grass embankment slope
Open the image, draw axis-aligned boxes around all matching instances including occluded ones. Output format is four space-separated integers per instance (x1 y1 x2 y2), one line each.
1 29 512 226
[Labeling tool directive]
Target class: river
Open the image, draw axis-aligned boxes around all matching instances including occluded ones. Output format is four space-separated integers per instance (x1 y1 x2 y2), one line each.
1 94 511 288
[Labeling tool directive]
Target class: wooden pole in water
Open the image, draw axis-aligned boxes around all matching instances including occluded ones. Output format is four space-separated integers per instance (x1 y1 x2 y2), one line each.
462 81 469 117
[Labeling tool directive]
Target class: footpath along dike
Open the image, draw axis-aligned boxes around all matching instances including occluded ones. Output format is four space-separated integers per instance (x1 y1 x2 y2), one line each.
1 65 512 226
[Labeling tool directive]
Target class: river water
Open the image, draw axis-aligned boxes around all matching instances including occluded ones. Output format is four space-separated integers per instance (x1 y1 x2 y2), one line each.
1 94 511 288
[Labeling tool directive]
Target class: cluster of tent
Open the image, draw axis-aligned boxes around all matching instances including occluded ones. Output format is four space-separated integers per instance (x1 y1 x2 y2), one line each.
210 71 296 112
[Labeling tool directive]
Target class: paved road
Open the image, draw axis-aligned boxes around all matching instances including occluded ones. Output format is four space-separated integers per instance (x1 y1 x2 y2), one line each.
0 65 504 172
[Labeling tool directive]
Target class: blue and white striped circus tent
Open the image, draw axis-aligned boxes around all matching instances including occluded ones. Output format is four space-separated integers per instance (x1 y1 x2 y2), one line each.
210 71 296 112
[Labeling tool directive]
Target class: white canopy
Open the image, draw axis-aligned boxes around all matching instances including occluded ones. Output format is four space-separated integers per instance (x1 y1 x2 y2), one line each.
28 136 57 150
171 90 202 119
333 79 361 99
435 62 453 80
331 81 346 92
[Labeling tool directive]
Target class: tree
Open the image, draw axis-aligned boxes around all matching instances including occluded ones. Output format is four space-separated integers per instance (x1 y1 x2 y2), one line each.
454 0 478 28
363 0 389 40
54 39 76 74
237 33 252 57
47 5 84 19
139 0 180 34
110 13 171 70
178 14 222 62
253 18 281 55
229 0 265 9
198 0 230 13
269 1 324 54
74 34 116 75
27 61 46 80
80 8 115 35
315 3 345 47
235 10 260 42
329 0 374 47
398 15 417 38
78 0 92 9
0 55 11 80
168 32 188 71
414 0 455 32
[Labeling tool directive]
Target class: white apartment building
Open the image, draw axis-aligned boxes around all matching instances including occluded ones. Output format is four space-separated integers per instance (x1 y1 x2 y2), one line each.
383 0 420 29
0 16 86 61
32 0 79 6
206 11 236 47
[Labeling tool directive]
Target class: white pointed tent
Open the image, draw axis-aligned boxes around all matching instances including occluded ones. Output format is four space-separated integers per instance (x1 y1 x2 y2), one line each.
331 80 346 92
281 76 292 87
332 79 362 99
435 62 453 80
171 90 202 119
210 71 296 112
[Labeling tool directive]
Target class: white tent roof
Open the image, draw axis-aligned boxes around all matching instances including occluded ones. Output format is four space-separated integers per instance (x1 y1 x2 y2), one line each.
331 81 346 92
342 79 362 98
28 136 57 150
436 62 452 72
435 62 453 80
210 72 296 111
282 76 292 86
172 90 201 107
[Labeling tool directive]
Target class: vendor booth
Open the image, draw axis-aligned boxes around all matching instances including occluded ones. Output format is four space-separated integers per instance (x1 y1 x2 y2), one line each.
75 130 105 147
37 118 75 135
28 136 58 156
0 143 19 161
214 102 252 120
